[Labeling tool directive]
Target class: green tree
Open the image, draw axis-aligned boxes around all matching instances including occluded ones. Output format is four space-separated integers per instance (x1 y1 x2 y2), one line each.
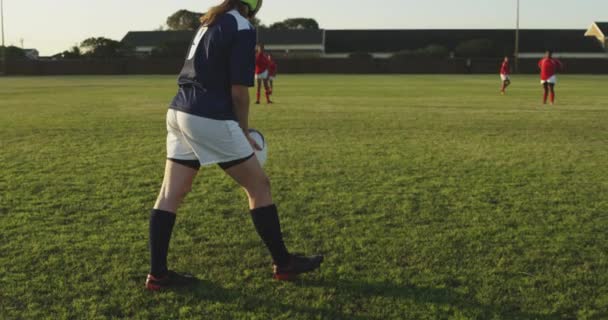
0 46 26 60
251 17 265 29
167 10 202 31
80 37 130 58
166 9 264 30
61 46 82 59
270 18 319 30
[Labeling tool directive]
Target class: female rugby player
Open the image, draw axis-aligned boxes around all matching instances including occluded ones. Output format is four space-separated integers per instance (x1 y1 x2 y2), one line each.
255 44 273 104
499 56 511 95
146 0 323 291
538 51 563 105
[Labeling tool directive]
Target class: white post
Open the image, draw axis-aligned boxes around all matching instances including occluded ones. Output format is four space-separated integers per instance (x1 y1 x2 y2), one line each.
0 0 4 48
1 0 6 75
514 0 520 72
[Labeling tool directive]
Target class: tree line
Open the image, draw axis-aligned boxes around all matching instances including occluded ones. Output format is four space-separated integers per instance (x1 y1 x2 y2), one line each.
53 10 319 59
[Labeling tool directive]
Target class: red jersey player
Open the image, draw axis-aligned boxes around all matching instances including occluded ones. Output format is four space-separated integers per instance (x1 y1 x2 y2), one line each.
538 50 563 105
255 44 272 104
267 54 277 95
499 56 511 95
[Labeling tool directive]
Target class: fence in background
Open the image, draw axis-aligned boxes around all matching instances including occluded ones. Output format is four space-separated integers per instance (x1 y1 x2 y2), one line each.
4 58 608 75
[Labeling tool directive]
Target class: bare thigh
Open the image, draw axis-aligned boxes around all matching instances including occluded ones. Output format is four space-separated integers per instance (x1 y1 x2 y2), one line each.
224 156 272 210
154 160 198 213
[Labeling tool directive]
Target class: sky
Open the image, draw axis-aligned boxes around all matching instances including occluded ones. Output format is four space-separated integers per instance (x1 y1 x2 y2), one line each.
2 0 607 56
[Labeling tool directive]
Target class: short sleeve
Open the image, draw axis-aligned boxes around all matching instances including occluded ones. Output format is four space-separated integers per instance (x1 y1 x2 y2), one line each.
230 30 256 87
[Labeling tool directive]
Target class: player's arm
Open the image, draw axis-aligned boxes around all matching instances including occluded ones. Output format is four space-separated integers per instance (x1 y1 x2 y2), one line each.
229 29 261 149
232 85 250 133
231 87 260 151
230 27 255 129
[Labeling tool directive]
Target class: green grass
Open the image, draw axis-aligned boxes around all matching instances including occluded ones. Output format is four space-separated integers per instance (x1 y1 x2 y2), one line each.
1 74 607 319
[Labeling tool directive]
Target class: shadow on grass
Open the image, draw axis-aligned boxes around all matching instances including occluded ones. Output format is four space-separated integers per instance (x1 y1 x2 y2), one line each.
298 278 559 320
130 272 370 320
131 271 558 319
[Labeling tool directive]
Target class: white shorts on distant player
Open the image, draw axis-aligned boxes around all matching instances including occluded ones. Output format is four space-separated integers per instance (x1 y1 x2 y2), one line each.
541 75 557 84
500 74 510 81
166 109 254 166
255 70 269 80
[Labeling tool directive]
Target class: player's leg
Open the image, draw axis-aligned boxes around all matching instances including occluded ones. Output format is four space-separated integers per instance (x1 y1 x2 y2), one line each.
263 79 272 103
256 78 262 104
549 83 556 105
146 110 202 291
147 160 199 290
223 156 272 209
542 82 549 104
501 80 506 94
222 157 323 280
154 160 198 213
269 78 274 95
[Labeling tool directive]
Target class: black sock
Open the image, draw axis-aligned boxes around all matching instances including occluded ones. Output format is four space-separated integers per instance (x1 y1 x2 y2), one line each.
149 209 176 278
250 204 290 266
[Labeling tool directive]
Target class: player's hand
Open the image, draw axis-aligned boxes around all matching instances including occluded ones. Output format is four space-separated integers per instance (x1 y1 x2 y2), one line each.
246 134 262 151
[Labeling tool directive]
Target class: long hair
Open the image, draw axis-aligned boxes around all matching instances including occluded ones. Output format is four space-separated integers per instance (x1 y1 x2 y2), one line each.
200 0 244 26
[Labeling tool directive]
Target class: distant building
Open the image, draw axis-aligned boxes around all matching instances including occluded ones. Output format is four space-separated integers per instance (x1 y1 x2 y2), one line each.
121 29 325 57
121 28 607 59
325 29 606 59
257 29 324 57
122 31 193 56
585 22 608 49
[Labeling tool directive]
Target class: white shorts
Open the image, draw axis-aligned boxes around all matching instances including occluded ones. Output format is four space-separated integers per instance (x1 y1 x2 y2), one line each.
500 74 510 81
541 75 557 84
166 109 254 166
255 71 269 80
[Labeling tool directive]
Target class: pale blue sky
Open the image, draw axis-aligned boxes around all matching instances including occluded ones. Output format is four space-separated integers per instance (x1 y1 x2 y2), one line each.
3 0 607 55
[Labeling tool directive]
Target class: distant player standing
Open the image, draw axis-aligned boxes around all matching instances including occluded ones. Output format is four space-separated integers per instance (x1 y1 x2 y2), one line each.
538 51 563 105
267 53 277 95
499 56 511 95
255 44 272 104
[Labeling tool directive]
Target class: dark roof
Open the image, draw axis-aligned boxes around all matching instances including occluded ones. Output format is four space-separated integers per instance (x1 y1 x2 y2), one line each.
122 29 324 47
520 30 603 53
257 29 323 45
596 22 608 36
325 29 604 54
122 29 605 55
122 31 194 47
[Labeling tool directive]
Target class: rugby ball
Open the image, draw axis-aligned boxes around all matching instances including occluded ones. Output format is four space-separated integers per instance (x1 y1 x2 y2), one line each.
248 129 267 167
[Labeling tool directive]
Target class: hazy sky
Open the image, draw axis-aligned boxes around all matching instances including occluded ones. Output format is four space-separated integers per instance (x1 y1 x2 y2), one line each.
2 0 607 55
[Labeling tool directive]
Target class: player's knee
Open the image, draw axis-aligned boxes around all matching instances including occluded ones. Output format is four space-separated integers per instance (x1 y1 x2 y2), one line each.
161 185 191 203
247 175 271 198
256 175 271 193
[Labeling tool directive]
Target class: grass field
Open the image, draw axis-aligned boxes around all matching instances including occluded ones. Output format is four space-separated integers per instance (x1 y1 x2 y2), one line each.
1 74 607 319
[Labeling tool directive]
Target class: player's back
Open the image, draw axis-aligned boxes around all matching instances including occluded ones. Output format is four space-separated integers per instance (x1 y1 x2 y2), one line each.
171 10 256 121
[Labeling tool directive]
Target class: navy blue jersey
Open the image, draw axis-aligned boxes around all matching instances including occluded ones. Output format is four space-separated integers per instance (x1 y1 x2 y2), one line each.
170 10 256 121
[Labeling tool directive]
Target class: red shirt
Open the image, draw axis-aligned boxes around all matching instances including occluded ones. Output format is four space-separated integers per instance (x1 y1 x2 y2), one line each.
255 52 270 75
500 61 510 75
268 59 277 76
538 58 562 80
